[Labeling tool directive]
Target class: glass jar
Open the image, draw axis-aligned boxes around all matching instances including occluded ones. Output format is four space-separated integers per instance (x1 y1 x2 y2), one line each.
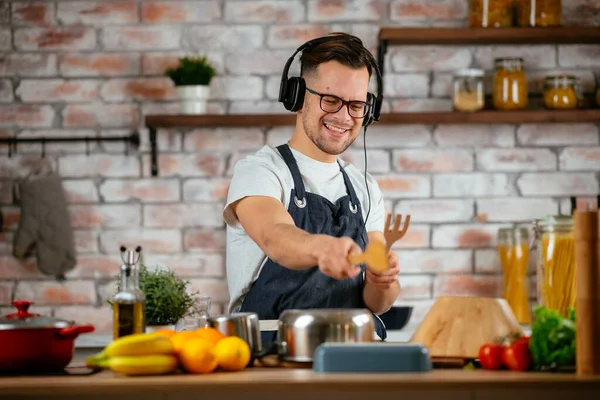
517 0 562 27
596 87 600 107
493 58 528 111
543 75 581 110
531 215 577 317
469 0 514 28
452 69 485 112
497 227 531 325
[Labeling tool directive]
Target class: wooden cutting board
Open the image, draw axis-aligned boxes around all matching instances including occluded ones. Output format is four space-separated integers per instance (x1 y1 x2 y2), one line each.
409 296 525 360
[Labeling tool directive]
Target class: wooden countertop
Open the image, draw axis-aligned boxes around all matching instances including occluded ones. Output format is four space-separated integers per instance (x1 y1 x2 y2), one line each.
1 367 599 397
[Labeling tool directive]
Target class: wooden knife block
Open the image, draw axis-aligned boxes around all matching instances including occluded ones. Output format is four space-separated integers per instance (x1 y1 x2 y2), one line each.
409 296 525 360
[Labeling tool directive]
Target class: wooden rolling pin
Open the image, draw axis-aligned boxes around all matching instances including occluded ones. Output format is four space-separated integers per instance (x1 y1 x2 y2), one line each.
573 210 600 376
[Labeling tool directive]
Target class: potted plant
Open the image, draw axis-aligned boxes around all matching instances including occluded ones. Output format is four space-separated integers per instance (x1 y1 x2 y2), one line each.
110 264 199 331
164 56 216 115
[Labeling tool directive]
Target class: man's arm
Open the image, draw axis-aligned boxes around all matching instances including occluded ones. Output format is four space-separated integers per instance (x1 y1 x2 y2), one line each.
230 196 361 279
362 231 401 315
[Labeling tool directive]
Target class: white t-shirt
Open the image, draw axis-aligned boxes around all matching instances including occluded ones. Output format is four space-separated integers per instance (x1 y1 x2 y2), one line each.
222 144 386 314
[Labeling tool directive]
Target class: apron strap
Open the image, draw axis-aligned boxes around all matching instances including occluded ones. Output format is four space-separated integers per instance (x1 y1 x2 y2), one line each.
276 144 307 205
337 161 361 214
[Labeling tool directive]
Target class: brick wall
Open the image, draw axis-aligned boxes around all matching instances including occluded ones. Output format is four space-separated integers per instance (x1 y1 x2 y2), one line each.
1 1 599 334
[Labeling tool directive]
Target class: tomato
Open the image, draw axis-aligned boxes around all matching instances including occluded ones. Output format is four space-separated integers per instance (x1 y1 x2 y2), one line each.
514 336 530 346
478 343 504 370
502 340 532 371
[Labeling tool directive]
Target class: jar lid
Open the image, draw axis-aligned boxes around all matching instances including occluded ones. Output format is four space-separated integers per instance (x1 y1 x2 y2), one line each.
539 214 573 228
494 57 524 63
494 58 524 69
0 300 72 330
455 68 485 78
544 75 578 84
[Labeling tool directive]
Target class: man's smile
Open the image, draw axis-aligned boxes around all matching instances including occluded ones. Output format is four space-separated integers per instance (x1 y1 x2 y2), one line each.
323 122 351 137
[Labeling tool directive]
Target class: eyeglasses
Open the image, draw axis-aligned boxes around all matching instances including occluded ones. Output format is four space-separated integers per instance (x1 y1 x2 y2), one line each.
306 87 370 118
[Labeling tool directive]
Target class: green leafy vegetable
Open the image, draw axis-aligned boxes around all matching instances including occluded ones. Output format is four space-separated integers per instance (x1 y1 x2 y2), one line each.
529 306 576 370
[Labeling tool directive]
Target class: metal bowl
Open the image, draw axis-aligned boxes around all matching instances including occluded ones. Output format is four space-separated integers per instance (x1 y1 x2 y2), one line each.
277 309 375 362
207 312 262 355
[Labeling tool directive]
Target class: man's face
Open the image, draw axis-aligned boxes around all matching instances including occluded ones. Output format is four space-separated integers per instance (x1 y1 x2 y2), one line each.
301 60 370 156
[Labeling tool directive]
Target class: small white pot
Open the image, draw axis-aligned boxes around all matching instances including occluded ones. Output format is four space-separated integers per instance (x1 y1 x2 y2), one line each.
145 324 176 333
176 85 210 115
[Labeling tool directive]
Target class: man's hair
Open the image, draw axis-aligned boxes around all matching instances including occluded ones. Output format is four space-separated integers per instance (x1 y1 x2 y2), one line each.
299 32 373 79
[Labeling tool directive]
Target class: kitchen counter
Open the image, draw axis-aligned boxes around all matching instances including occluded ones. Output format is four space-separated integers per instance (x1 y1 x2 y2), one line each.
0 367 599 400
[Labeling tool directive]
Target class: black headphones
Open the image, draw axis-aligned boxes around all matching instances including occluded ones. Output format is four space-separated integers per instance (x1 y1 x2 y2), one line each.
278 35 383 128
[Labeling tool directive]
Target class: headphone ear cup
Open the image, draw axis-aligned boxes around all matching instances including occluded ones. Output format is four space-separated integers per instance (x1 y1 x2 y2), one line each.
362 92 375 127
283 77 306 112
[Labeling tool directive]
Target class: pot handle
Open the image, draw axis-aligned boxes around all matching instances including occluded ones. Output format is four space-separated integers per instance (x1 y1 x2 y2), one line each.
57 325 95 340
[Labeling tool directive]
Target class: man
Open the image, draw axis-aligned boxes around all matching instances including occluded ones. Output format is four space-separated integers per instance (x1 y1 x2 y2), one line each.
222 32 400 342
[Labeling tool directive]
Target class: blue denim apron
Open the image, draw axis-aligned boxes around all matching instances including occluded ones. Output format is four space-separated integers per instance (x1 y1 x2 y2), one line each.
239 144 387 345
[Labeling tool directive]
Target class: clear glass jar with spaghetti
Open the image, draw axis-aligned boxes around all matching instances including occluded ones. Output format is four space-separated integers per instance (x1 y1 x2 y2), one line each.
497 227 531 324
469 0 514 28
493 58 528 111
516 0 562 27
543 75 581 110
531 215 576 317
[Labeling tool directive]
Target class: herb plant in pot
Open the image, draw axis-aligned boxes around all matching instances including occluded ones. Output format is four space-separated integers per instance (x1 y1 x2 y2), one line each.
165 56 216 115
111 264 198 332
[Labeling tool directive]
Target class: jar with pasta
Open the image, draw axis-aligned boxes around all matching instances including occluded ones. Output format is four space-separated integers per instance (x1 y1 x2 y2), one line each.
543 75 581 110
493 58 528 111
531 215 576 317
517 0 562 27
469 0 514 28
452 69 485 112
497 227 531 324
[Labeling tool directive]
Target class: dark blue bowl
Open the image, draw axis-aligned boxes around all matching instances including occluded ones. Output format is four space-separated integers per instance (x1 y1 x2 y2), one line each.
379 306 413 330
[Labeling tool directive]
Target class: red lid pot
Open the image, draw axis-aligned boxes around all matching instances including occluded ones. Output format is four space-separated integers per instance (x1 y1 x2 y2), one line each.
0 300 95 373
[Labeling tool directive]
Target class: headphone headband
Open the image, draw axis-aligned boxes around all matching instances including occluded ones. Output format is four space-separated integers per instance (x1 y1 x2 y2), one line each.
278 34 383 126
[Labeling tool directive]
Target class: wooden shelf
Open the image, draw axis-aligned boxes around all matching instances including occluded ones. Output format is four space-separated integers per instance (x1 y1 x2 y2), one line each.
378 27 600 46
145 109 600 177
146 109 600 128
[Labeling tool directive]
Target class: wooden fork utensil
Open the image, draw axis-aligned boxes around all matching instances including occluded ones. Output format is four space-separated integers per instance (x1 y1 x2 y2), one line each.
348 241 389 272
383 213 411 252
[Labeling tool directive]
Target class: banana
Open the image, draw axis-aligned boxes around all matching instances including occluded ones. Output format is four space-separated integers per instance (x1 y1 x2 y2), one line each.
104 333 175 358
96 354 179 376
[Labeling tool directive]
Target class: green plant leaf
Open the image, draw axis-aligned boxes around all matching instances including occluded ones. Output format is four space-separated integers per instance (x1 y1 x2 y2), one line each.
164 56 217 86
110 264 200 326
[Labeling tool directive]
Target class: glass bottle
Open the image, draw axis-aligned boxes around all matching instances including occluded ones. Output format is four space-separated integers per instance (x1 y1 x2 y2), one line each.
469 0 514 28
452 69 485 112
112 246 146 339
517 0 562 27
530 215 577 317
543 75 581 110
493 58 528 111
497 227 531 324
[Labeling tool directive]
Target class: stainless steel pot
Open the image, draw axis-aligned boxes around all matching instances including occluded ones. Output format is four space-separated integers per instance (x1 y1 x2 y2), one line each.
274 308 375 362
207 312 262 355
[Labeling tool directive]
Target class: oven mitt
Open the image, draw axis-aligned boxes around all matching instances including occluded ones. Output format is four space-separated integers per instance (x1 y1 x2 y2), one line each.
12 172 76 280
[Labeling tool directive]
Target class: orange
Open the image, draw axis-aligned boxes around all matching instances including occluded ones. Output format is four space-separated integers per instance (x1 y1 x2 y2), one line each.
214 336 251 371
170 331 199 355
194 327 225 346
179 338 218 374
152 329 176 339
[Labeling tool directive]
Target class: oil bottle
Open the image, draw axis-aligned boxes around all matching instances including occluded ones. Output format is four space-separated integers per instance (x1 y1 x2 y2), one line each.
112 246 146 339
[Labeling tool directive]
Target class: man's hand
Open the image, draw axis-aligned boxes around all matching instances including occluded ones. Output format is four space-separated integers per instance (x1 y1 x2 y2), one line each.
364 250 400 289
316 236 363 280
